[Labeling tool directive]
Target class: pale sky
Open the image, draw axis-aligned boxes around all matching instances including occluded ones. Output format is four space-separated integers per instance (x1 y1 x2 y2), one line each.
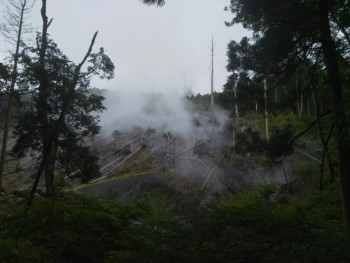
0 0 248 95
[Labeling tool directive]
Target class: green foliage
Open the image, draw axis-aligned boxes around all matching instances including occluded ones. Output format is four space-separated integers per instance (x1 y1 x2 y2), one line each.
187 93 211 110
266 125 295 163
14 161 22 172
0 184 349 263
0 62 10 80
268 113 309 133
114 193 190 263
256 182 279 199
0 192 189 263
290 159 325 192
14 35 114 184
233 124 295 164
223 0 350 119
194 182 349 263
0 193 128 263
0 62 10 94
234 127 265 156
119 149 152 175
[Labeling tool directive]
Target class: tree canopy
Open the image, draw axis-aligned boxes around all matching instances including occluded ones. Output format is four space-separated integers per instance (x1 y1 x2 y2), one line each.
6 0 115 198
225 0 350 225
140 0 165 6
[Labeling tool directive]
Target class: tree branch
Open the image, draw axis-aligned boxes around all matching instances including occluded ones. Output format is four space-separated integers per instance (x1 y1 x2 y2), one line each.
289 110 332 144
77 31 98 72
47 18 53 28
332 15 350 47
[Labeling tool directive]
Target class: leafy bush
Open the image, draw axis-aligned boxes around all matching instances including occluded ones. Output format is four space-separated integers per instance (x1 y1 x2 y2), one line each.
0 184 349 263
265 124 295 163
234 127 265 155
234 124 295 165
193 182 350 263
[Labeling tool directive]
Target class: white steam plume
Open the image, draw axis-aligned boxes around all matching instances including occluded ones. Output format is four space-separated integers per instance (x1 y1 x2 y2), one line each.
99 89 194 138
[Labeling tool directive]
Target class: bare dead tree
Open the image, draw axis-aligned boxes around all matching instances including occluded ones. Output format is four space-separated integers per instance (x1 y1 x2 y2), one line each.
210 37 215 123
264 79 270 142
0 0 35 190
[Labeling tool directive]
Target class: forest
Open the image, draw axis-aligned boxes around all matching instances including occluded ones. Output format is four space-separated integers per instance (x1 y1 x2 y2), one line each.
0 0 350 262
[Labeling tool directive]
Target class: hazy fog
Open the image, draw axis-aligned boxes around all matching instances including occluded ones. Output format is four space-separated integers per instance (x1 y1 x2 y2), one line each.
100 90 193 137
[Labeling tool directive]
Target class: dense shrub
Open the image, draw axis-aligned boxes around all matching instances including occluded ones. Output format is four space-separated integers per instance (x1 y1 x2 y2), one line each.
0 184 349 263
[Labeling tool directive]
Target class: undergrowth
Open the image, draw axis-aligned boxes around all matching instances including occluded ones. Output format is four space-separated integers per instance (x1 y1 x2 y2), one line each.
0 182 349 263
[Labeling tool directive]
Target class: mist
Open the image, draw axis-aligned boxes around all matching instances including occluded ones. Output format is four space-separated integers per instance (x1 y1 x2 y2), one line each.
99 89 215 140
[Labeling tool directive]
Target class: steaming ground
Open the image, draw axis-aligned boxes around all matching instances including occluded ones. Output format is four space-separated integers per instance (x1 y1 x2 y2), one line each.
80 89 233 203
79 90 286 205
99 89 230 144
4 89 287 205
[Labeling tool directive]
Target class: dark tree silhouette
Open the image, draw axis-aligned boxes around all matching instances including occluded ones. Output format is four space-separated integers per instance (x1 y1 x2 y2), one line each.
225 0 350 225
14 0 114 202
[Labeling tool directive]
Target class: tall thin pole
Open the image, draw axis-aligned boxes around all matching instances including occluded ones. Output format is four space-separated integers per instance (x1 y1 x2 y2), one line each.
210 37 215 123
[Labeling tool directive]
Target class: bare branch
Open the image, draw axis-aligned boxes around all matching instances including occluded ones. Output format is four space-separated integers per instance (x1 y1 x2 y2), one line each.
47 18 53 28
77 31 98 70
289 110 332 144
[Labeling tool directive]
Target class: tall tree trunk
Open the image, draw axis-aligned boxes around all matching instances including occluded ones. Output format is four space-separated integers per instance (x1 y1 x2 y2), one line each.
264 79 270 142
28 140 53 205
312 88 335 184
29 0 50 200
0 98 12 190
274 86 278 108
29 27 98 199
300 73 304 116
319 0 350 226
210 37 215 123
282 85 287 96
0 0 26 189
296 77 300 116
234 85 239 118
44 144 56 197
319 96 324 114
300 74 303 116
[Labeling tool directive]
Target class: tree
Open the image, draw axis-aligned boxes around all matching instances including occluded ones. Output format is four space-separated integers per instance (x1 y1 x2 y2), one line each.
225 0 350 225
0 63 10 94
14 0 115 201
140 0 165 6
225 38 265 116
0 0 34 190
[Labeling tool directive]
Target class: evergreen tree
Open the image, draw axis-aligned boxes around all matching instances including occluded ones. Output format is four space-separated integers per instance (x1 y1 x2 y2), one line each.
225 0 350 225
14 0 114 200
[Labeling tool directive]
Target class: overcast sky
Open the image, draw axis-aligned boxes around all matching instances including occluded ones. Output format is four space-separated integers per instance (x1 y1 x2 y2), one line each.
0 0 248 95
